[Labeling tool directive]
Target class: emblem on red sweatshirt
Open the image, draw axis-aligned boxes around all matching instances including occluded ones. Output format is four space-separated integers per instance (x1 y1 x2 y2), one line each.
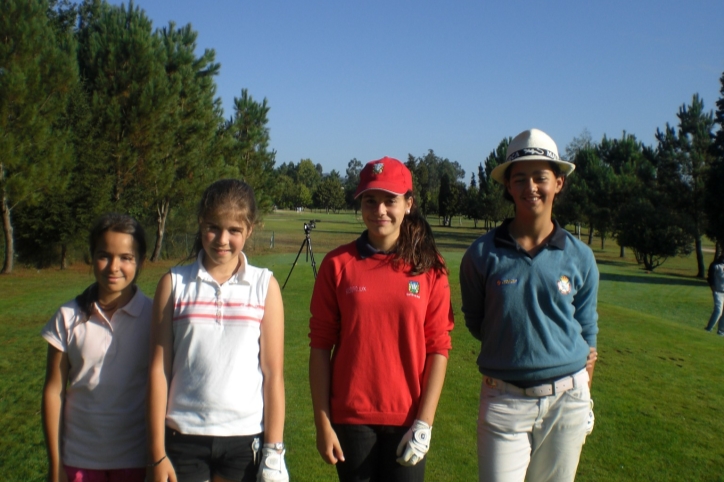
408 281 420 294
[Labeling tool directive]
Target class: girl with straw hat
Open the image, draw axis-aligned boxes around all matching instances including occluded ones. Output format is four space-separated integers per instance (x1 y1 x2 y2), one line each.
460 129 598 482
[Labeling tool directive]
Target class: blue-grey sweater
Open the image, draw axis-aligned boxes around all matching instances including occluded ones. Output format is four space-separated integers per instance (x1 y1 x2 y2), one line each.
460 219 599 382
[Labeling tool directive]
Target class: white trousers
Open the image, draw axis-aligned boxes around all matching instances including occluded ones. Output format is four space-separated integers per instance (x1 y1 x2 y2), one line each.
477 370 591 482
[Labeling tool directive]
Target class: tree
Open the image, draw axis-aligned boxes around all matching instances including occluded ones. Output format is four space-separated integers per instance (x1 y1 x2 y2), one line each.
296 158 322 192
296 184 313 209
452 180 467 226
615 199 693 271
276 161 298 180
554 148 593 236
343 158 363 211
406 149 465 216
593 133 652 250
271 174 297 209
705 71 724 254
223 88 276 212
12 82 106 269
655 94 716 277
146 22 222 261
406 155 430 215
465 172 484 228
11 2 100 270
564 129 594 160
76 0 171 216
313 176 345 213
480 139 513 227
438 173 453 226
0 0 78 273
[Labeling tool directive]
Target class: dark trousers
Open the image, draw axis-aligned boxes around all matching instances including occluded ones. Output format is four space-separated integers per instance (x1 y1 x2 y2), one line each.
165 427 259 482
333 424 426 482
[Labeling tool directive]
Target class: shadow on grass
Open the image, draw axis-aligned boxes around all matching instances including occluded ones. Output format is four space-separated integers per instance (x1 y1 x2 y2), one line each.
599 272 705 287
434 231 484 251
596 259 632 268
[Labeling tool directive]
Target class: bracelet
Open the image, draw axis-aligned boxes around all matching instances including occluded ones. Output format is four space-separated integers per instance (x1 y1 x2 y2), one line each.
148 455 166 468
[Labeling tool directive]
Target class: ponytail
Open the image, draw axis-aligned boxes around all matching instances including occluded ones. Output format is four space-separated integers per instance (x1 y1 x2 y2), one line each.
75 283 99 321
392 193 448 276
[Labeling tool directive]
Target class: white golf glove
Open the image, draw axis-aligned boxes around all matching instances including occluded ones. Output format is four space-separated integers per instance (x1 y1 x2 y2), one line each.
257 444 289 482
396 419 431 466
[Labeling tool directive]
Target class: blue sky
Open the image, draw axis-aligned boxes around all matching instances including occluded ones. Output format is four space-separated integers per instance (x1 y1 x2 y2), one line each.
112 0 724 180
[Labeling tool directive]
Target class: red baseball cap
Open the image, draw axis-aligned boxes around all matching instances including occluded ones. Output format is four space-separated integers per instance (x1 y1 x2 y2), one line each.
354 157 413 198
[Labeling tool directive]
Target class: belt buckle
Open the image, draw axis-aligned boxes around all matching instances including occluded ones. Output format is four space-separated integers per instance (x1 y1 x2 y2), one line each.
525 383 554 397
484 376 498 388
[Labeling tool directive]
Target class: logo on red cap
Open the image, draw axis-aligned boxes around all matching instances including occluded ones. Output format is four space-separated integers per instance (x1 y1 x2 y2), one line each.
354 157 413 198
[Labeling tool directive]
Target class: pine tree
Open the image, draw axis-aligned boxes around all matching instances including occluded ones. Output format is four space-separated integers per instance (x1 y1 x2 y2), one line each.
343 158 363 212
465 172 483 228
223 89 276 211
0 0 78 273
705 72 724 254
146 22 223 261
438 173 453 226
655 94 715 277
406 150 465 217
480 139 513 227
594 133 647 250
76 0 171 215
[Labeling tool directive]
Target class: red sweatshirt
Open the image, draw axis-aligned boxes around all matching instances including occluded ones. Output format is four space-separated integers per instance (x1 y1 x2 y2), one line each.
309 238 454 426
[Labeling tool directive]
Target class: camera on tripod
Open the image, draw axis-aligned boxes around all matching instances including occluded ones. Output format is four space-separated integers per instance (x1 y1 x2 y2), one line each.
304 220 317 233
283 220 320 289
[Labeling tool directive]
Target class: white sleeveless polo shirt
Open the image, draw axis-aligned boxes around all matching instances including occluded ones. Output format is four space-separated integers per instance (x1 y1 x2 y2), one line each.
166 252 272 436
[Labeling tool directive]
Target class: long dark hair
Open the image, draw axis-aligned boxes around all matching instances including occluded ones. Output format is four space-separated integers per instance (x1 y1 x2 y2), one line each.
393 191 448 276
75 213 147 320
188 179 258 260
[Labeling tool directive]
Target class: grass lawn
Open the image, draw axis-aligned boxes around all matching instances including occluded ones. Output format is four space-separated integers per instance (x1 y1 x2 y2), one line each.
1 209 723 481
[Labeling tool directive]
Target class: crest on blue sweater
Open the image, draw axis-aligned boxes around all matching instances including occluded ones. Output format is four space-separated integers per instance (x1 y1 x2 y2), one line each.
557 275 571 295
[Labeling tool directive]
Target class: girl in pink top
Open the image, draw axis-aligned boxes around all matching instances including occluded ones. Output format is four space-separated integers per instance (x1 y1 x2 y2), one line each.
41 213 152 482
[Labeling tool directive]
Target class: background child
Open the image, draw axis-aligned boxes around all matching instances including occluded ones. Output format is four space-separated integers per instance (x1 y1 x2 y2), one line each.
706 254 724 335
41 213 152 482
309 157 454 482
147 179 287 482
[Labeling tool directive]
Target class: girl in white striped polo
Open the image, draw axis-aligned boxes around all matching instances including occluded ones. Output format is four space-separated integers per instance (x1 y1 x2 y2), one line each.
148 179 288 482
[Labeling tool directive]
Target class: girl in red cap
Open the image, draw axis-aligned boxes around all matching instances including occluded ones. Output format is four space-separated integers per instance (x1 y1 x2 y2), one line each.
309 157 454 482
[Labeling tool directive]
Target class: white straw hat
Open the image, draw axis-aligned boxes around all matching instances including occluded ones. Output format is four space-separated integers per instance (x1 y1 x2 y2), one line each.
490 128 575 184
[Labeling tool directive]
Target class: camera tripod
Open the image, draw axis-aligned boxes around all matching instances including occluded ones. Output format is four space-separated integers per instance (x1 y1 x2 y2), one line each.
282 222 318 289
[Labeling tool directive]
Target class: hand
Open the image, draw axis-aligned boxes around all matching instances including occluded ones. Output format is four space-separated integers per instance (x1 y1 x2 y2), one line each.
396 419 431 466
586 347 598 389
586 348 598 370
316 424 345 465
148 456 177 482
257 446 289 482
